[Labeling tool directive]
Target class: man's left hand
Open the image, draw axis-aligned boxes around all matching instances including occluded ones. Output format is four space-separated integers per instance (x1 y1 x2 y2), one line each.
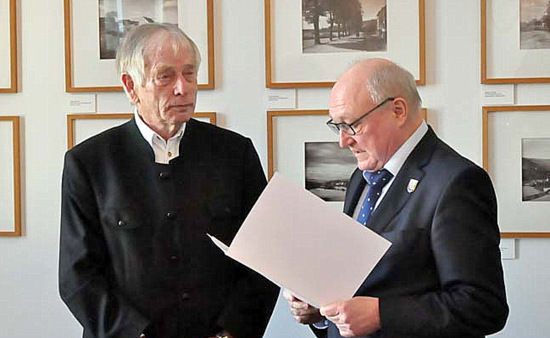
320 297 381 337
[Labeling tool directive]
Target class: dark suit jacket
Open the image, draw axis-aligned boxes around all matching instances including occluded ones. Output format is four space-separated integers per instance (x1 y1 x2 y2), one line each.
59 118 279 338
315 127 508 338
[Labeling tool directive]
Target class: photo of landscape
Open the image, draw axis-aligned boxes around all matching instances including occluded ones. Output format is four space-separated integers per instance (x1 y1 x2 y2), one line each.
522 137 550 201
305 141 357 201
520 0 550 49
302 0 387 53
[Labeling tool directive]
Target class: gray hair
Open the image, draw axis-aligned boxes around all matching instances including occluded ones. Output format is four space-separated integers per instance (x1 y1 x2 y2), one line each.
364 60 422 111
116 23 202 87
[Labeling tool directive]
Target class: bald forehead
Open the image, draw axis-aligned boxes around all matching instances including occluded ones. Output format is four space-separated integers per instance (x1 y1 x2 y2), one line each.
329 72 372 121
329 58 394 117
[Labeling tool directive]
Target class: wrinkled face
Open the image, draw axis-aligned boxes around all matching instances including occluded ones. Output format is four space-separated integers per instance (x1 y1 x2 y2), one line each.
329 82 398 172
133 36 198 131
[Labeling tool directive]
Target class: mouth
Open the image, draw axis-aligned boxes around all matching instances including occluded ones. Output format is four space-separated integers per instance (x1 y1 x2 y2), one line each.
169 103 194 110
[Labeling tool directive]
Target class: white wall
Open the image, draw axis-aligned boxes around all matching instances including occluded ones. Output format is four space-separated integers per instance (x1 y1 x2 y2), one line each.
0 0 549 337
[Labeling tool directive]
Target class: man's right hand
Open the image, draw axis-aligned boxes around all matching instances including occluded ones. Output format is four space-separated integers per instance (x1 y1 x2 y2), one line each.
282 289 324 325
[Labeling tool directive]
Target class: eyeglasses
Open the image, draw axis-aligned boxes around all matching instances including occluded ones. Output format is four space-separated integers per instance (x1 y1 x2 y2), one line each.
326 97 395 135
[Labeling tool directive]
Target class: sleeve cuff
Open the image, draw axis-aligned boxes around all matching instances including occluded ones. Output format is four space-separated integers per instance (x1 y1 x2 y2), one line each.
312 318 329 329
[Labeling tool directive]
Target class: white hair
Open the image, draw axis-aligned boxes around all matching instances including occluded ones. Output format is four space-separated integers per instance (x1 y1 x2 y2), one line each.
116 23 201 87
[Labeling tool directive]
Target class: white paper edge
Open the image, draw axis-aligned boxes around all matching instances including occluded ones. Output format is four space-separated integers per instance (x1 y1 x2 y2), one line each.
207 233 322 308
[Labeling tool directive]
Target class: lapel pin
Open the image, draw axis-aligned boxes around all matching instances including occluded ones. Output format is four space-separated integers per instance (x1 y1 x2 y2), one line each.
407 179 419 193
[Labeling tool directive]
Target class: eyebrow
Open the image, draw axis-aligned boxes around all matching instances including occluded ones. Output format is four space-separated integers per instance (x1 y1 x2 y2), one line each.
154 65 174 74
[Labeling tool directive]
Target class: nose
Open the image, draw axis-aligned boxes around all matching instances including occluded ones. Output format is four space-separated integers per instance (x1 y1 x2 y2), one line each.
173 74 191 96
339 129 354 148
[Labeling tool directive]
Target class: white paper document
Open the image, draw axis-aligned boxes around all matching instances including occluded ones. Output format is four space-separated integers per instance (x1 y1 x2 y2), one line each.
208 172 391 308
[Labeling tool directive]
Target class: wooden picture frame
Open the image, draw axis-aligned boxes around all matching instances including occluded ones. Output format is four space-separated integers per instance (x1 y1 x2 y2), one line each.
0 116 21 236
67 112 217 149
267 108 427 179
63 0 215 92
265 0 425 88
481 0 550 84
482 105 550 237
0 0 17 93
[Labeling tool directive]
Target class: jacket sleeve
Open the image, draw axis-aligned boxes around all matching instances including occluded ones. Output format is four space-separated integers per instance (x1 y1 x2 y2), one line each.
58 151 149 338
216 138 280 338
378 166 509 337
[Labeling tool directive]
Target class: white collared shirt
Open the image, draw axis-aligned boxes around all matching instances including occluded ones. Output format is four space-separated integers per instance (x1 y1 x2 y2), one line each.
353 121 428 219
134 110 186 164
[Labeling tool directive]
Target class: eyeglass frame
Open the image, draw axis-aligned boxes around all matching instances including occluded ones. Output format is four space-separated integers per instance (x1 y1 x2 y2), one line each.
326 97 395 135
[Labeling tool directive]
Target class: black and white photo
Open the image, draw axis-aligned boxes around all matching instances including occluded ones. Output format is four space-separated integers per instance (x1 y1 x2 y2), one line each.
520 0 550 50
305 141 356 202
99 0 178 59
302 0 387 53
522 138 550 201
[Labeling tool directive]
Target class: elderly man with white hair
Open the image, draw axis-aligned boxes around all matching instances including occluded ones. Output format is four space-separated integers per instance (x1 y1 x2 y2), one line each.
59 23 278 338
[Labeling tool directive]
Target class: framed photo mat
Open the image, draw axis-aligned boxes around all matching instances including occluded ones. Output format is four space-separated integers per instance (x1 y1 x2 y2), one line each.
265 0 426 88
67 112 217 149
0 0 18 93
481 0 550 84
267 108 427 179
482 105 550 237
0 116 21 236
63 0 215 92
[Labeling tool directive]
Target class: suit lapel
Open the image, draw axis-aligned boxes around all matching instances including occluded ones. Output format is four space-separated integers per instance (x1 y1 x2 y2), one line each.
343 168 366 217
367 128 438 233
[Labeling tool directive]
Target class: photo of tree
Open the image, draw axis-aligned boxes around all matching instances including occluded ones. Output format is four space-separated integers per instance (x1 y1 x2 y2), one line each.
305 142 357 202
522 138 550 201
98 0 178 59
520 0 550 49
302 0 387 54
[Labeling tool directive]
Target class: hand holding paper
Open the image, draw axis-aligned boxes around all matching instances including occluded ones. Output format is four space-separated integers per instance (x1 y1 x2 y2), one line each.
282 289 323 325
320 296 381 337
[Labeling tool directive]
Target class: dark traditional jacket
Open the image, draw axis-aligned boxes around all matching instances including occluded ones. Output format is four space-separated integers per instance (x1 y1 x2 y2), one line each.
59 118 279 338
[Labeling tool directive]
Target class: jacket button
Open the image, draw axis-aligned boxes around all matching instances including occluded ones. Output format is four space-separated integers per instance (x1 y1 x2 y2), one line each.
159 172 170 179
180 292 190 301
170 255 178 261
166 212 176 219
117 220 126 227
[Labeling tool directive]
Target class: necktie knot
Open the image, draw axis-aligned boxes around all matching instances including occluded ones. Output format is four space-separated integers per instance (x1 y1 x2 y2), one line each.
364 169 393 187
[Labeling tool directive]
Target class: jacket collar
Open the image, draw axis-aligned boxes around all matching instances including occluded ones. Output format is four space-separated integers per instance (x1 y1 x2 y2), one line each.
344 127 438 233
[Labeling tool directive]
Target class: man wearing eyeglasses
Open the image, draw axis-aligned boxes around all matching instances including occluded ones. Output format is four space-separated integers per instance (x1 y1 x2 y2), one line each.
284 58 508 338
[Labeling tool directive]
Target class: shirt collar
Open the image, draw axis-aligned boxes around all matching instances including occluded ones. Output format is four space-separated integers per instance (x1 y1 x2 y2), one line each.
134 109 186 147
383 121 428 177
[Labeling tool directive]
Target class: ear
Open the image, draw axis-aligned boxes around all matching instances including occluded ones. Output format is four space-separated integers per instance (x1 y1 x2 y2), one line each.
121 74 140 105
392 97 408 125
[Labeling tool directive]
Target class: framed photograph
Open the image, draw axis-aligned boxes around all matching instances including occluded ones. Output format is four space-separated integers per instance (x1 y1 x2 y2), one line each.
481 0 550 83
67 112 217 149
305 141 357 202
267 109 427 206
0 0 17 93
64 0 215 92
265 0 425 88
0 116 21 236
482 105 550 237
